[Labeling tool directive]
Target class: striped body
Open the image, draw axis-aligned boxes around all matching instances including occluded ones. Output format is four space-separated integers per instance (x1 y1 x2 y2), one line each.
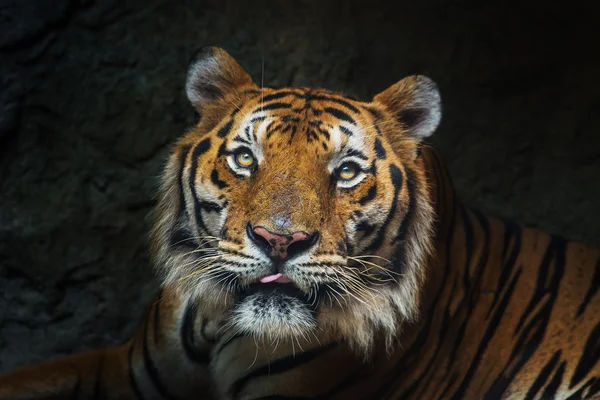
0 48 597 399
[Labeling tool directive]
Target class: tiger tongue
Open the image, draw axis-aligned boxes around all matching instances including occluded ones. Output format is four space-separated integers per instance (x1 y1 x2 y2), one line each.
259 273 291 284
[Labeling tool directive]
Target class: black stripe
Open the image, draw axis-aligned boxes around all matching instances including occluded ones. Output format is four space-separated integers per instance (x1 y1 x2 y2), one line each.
234 136 251 145
323 107 355 125
180 302 210 364
177 145 193 218
244 125 252 141
356 220 376 236
230 106 244 118
251 116 267 124
199 200 224 213
142 310 180 399
217 142 230 157
170 146 196 248
365 106 383 121
365 107 383 136
128 343 147 400
210 169 228 189
541 361 566 398
190 141 211 234
589 378 600 397
485 236 566 399
566 378 597 399
392 167 416 245
231 342 338 398
525 350 561 400
266 122 283 139
374 138 386 159
358 184 377 205
363 164 403 253
488 219 522 317
452 268 523 400
345 149 368 160
258 102 292 112
261 91 302 103
217 120 233 137
515 235 566 333
576 257 599 318
569 322 600 388
339 126 353 136
315 126 330 140
309 95 360 113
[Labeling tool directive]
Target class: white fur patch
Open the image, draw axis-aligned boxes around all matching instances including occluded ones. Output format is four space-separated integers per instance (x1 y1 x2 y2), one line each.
230 292 317 340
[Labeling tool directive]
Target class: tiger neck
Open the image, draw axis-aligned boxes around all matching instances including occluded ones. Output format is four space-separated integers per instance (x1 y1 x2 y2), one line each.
395 147 509 345
415 146 500 318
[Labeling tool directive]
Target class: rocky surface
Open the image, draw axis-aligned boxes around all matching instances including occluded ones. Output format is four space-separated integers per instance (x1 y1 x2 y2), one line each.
0 0 598 373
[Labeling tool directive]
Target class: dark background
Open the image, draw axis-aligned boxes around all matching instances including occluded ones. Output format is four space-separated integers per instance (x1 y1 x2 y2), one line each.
0 0 599 374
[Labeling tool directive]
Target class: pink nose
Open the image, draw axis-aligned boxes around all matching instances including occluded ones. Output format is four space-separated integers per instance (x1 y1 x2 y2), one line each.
250 226 315 260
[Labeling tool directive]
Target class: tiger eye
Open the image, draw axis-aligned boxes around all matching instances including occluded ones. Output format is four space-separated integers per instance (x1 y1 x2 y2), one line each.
338 163 358 181
235 151 255 168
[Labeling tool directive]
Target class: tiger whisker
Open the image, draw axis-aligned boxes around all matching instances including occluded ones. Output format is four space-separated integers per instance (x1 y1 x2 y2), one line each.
348 261 398 283
351 254 392 263
178 254 223 271
347 256 403 278
177 263 225 284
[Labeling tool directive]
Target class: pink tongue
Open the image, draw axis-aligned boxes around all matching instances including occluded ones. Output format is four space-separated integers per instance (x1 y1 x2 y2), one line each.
259 273 291 284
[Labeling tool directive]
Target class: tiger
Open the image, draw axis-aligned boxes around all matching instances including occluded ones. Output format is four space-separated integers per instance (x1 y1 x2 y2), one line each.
0 46 598 400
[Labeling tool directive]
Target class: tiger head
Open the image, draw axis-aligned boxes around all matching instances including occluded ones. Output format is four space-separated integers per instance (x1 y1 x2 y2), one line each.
152 47 441 352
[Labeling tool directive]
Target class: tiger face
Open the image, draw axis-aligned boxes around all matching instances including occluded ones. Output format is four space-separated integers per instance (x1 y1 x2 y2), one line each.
152 47 441 351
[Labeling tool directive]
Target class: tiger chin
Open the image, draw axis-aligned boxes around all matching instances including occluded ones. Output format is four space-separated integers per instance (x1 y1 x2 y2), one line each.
150 46 439 355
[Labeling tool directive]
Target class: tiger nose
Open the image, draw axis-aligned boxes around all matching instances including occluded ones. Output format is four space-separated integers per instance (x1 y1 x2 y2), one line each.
247 224 319 261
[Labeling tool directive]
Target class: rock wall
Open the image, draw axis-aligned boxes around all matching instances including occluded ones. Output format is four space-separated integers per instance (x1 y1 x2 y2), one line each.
0 0 598 373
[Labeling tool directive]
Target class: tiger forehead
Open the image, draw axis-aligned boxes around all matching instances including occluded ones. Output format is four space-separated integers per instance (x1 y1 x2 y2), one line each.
249 87 366 111
228 88 379 148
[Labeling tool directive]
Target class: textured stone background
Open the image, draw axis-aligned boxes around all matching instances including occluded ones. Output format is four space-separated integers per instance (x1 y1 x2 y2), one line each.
0 0 598 374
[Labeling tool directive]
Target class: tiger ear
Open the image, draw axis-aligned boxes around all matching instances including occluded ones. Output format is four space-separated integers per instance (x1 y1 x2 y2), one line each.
185 47 255 112
373 75 441 141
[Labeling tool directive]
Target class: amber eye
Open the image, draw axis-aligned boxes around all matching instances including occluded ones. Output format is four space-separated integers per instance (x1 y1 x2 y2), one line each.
234 149 255 169
337 162 359 181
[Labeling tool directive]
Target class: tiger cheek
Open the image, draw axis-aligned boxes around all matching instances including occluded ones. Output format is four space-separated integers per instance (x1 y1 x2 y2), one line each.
221 176 250 234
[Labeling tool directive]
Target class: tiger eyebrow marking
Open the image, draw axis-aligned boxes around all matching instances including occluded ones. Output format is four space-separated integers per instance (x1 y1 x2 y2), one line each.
233 136 251 145
344 149 368 160
339 126 353 136
324 107 356 125
254 102 292 113
261 90 303 102
217 120 234 138
250 116 266 123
